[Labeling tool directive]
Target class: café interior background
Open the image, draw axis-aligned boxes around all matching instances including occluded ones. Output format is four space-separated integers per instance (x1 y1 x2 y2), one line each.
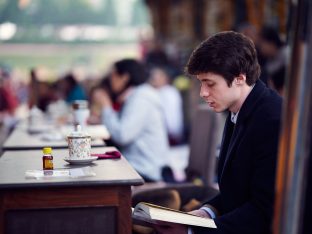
0 0 288 139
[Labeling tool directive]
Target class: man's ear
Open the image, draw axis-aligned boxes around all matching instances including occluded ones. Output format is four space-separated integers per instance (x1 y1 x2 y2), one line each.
235 74 246 85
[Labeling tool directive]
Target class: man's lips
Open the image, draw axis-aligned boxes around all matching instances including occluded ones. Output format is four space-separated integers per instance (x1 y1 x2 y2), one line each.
206 101 215 107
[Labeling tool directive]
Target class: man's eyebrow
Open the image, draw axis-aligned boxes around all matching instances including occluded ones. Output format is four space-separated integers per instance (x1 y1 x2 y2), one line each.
201 78 213 82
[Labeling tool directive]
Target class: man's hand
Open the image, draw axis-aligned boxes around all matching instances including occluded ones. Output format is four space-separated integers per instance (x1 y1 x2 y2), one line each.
188 209 212 219
152 223 188 234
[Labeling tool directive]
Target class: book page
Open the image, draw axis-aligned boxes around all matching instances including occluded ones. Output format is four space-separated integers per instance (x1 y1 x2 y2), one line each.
133 202 216 228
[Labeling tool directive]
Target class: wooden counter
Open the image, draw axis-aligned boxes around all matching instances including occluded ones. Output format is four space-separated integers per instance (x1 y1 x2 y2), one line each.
0 147 144 234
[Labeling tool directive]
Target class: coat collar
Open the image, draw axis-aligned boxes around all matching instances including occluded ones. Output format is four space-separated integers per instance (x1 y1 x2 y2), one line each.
235 80 267 126
219 80 267 182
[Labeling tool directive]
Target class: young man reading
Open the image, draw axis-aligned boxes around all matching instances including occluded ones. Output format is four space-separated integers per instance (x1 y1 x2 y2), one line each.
155 31 282 233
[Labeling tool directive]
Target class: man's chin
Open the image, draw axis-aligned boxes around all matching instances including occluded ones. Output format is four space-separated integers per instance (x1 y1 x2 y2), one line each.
210 106 224 113
214 109 224 113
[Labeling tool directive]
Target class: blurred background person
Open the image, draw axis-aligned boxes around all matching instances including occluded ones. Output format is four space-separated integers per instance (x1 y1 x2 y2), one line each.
28 68 40 110
0 68 18 128
0 67 18 117
57 72 87 104
28 68 57 112
144 38 170 70
88 75 121 125
268 65 286 97
149 67 184 146
0 67 19 152
92 59 170 182
236 23 268 84
258 25 288 90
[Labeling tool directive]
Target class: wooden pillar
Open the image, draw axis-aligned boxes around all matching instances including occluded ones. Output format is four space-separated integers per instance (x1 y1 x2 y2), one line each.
145 0 169 39
245 0 266 30
273 1 312 233
276 0 287 34
192 0 206 40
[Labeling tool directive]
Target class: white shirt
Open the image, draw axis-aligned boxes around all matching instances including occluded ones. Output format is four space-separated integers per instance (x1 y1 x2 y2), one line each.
157 85 184 139
102 84 169 181
231 111 239 124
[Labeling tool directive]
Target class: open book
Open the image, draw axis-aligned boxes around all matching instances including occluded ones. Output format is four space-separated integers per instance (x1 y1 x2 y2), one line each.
132 202 216 228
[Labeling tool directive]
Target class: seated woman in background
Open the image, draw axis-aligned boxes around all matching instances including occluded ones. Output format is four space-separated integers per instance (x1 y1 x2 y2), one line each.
88 75 122 125
92 59 170 182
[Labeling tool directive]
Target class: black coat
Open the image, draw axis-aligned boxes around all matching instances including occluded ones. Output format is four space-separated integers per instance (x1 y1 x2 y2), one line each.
194 80 282 234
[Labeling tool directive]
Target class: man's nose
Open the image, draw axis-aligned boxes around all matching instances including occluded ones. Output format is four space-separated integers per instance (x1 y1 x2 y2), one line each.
200 86 209 98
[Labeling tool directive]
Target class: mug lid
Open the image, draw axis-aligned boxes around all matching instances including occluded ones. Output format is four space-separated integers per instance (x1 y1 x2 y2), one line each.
67 124 90 138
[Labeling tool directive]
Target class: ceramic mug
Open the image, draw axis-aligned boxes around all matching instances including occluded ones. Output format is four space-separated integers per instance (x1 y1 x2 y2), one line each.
67 135 91 159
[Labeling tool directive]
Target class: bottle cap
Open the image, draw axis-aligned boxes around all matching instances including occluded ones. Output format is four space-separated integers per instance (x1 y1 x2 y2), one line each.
43 147 52 154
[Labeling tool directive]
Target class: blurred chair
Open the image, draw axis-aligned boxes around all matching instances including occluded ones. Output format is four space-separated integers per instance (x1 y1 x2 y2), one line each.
132 104 224 210
185 104 224 189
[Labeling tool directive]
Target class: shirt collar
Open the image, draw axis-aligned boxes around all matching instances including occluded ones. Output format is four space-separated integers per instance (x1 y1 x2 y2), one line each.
231 111 239 124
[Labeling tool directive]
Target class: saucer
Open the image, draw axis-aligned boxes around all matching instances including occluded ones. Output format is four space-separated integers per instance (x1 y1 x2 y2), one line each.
64 156 98 165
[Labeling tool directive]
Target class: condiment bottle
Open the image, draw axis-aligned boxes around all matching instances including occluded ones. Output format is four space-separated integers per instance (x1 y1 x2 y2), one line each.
42 147 54 170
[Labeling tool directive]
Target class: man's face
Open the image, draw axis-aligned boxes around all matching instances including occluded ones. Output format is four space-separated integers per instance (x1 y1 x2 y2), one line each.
197 72 241 113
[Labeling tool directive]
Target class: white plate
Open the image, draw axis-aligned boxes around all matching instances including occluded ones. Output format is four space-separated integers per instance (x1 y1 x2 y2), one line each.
41 132 64 141
64 156 98 165
28 126 49 134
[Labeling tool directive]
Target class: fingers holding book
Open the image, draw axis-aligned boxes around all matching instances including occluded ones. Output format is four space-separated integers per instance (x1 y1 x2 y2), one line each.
188 209 212 219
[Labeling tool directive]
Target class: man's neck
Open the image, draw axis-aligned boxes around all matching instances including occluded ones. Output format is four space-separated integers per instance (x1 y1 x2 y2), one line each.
230 84 255 113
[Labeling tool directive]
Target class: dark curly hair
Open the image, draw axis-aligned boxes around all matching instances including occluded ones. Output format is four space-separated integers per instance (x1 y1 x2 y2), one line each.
185 31 261 87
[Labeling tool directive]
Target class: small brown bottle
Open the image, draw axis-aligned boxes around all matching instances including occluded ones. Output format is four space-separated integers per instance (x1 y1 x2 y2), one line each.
42 147 54 170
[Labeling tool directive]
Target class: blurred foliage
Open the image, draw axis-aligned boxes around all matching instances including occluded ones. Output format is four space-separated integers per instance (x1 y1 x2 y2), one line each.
0 0 150 43
2 0 106 25
0 0 145 74
0 0 147 26
131 0 149 26
0 43 139 81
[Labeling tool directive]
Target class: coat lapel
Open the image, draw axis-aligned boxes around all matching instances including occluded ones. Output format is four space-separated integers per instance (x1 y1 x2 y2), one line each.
220 123 244 181
217 114 233 182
